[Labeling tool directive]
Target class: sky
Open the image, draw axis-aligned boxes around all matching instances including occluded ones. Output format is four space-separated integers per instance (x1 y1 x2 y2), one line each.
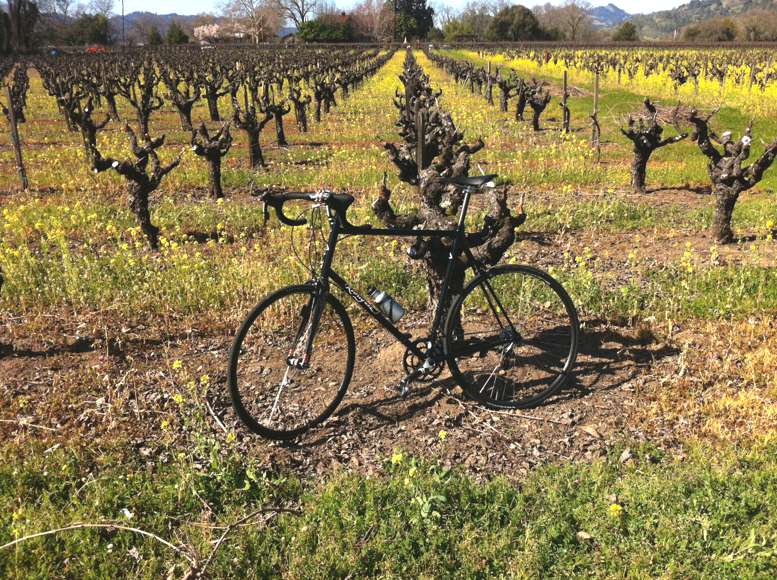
117 0 690 18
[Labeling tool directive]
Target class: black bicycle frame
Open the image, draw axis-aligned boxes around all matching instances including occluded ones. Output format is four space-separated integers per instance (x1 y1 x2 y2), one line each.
305 186 482 361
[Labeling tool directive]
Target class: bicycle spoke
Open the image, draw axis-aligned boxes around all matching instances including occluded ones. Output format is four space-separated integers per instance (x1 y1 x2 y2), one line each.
446 266 578 409
230 287 354 439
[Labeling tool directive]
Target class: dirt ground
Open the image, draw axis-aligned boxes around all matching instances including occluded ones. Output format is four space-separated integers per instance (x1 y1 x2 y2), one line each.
0 302 684 481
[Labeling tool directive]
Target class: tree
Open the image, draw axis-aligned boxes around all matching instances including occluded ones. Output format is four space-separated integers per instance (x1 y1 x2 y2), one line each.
485 5 545 41
39 0 73 18
739 10 777 41
612 21 638 42
298 13 354 42
222 0 282 42
93 124 181 249
432 1 456 29
7 0 39 52
683 17 737 42
0 11 10 53
443 19 475 41
394 0 434 40
88 0 113 16
351 0 392 41
36 0 72 43
377 50 524 323
66 13 111 45
445 0 499 41
620 99 687 193
558 1 591 41
534 1 592 41
146 25 163 45
165 21 189 44
689 111 777 242
272 0 316 28
191 123 232 199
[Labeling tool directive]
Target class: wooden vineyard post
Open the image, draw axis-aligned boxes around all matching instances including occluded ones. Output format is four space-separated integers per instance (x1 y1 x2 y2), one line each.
416 105 426 176
590 71 601 162
5 85 28 190
561 70 570 134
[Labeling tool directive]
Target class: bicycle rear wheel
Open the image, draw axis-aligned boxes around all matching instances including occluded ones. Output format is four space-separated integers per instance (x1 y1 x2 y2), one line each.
228 285 355 440
444 265 579 409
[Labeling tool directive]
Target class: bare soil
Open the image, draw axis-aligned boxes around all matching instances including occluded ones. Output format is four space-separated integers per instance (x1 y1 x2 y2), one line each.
0 305 680 481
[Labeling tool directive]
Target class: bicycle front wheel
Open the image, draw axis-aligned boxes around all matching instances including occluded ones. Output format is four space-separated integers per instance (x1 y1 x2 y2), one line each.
228 285 355 440
444 265 579 409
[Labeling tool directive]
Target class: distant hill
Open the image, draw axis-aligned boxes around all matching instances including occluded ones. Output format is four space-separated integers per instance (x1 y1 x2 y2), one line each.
630 0 777 38
106 12 297 42
108 12 209 38
589 3 632 28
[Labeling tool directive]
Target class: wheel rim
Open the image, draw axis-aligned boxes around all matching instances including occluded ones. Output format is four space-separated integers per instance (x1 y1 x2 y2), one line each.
447 268 577 408
232 289 351 436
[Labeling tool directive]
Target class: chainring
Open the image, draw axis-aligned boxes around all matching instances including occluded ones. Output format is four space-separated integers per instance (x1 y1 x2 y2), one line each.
402 339 444 382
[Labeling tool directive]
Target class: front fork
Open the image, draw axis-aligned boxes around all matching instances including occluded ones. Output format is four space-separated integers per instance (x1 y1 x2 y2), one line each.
288 212 341 369
286 290 326 369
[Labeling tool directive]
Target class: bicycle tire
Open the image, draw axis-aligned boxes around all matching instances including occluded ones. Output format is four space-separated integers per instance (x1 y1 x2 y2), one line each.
444 264 579 409
228 284 355 440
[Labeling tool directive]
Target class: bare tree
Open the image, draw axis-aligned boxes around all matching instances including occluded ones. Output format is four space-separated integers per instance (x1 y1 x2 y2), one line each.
432 2 457 28
535 1 594 40
689 111 777 242
89 0 114 16
620 99 687 193
38 0 73 18
222 0 282 43
315 0 338 16
272 0 316 28
351 0 392 41
7 0 40 52
564 1 593 40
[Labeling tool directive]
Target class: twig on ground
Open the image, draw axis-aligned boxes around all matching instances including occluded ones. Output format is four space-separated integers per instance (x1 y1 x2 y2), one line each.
488 409 566 426
0 522 196 564
205 399 228 434
198 506 300 577
0 418 56 432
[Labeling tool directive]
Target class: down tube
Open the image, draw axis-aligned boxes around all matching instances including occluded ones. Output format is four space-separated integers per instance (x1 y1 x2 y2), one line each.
328 270 423 357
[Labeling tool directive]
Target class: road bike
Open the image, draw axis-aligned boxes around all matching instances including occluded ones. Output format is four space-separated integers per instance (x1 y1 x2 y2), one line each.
228 174 579 440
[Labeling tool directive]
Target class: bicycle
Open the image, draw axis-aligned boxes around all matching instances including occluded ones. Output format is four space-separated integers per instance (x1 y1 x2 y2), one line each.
228 174 580 440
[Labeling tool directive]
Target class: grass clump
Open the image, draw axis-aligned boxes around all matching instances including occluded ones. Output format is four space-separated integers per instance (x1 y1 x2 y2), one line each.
2 441 777 577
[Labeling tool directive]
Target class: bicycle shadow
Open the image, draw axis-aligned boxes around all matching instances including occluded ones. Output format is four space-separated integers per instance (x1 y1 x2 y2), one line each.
287 384 456 449
537 320 679 406
284 321 679 448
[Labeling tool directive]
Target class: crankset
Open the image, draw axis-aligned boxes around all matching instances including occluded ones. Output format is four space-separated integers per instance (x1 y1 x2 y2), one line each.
402 339 444 383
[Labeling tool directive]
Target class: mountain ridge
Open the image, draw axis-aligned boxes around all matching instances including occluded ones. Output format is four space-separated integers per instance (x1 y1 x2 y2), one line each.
589 3 632 28
630 0 777 37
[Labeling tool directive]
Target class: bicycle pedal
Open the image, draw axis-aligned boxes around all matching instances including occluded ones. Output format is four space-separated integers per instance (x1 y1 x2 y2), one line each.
395 368 422 397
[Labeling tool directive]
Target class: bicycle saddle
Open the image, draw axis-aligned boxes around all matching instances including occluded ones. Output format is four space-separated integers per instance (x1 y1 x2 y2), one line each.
439 174 498 188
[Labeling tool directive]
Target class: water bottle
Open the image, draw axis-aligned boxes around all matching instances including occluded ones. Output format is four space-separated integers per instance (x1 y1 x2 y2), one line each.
368 287 405 323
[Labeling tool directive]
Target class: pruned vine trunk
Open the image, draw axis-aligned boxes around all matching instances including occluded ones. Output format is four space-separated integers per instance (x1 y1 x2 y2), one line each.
375 50 525 317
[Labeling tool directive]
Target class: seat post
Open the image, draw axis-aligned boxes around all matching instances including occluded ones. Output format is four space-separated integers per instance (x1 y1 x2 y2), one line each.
456 186 474 233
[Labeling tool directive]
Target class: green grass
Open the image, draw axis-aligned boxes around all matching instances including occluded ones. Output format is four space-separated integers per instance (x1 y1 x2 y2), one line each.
2 441 777 577
3 193 776 323
436 49 777 194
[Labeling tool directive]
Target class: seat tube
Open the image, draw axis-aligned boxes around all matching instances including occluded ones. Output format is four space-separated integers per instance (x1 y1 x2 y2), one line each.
456 187 473 232
430 187 472 337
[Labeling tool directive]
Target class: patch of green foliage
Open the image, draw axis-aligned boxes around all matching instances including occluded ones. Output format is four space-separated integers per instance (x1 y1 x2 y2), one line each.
2 441 777 576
